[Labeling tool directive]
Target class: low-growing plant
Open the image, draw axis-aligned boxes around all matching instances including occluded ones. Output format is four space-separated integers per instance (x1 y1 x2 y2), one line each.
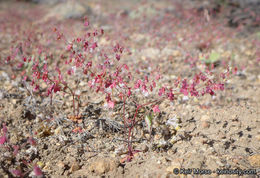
8 18 231 162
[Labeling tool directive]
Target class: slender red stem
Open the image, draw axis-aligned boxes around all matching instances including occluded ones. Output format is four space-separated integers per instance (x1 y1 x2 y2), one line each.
47 76 77 116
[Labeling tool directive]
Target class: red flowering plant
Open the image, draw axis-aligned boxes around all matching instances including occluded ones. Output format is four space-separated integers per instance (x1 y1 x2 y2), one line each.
11 18 231 162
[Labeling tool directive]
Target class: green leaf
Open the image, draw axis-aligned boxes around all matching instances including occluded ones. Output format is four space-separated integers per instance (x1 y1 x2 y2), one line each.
145 114 153 133
201 51 220 64
256 31 260 39
209 52 220 62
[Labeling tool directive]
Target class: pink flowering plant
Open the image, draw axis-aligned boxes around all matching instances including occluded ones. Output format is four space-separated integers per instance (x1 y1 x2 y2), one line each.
8 18 231 162
0 123 43 177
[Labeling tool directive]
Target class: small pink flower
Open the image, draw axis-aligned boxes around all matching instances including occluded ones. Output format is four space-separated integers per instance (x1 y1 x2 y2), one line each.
5 56 11 63
180 88 188 96
127 88 131 97
167 91 174 101
53 83 61 93
76 38 81 42
66 44 73 51
100 28 104 35
11 169 22 177
200 74 207 81
142 84 147 92
145 76 149 83
17 62 23 69
33 85 40 92
91 42 98 50
23 76 28 81
67 68 74 75
87 61 92 67
158 87 165 96
122 64 129 70
153 105 160 113
134 80 142 89
0 124 8 144
42 72 48 82
108 100 115 109
84 17 89 27
206 87 214 96
33 165 43 176
0 135 6 145
232 67 238 74
116 54 120 61
149 85 153 92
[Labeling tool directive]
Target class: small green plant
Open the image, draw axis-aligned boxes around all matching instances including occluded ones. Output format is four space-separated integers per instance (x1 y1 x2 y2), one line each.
200 51 220 65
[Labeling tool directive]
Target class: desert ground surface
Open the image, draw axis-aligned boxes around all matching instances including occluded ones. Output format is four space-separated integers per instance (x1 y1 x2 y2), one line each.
0 0 259 177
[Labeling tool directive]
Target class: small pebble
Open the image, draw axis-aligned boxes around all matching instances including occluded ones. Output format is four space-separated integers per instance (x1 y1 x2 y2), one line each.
201 121 210 128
